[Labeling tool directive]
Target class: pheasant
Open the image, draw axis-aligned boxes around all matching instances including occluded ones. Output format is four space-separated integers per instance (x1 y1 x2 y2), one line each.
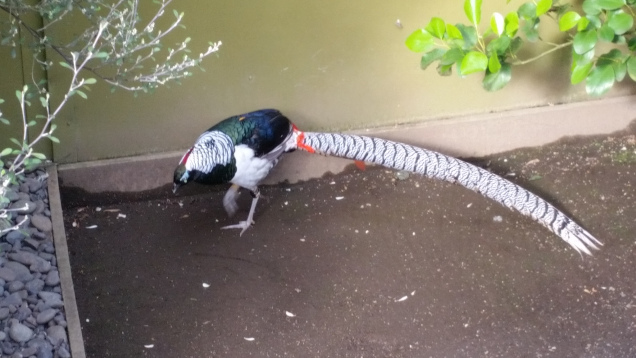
173 109 602 255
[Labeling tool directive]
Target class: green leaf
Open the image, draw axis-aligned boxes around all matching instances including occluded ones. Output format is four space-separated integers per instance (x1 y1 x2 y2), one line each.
464 0 483 26
75 90 88 99
487 36 512 55
607 11 633 35
491 13 505 36
31 152 47 160
615 61 627 81
536 0 553 16
586 65 615 96
27 120 36 127
582 0 602 15
508 37 524 55
440 48 465 65
505 12 519 37
488 54 502 73
446 24 463 39
460 51 488 75
596 0 626 10
573 30 598 54
613 35 626 44
578 17 591 31
0 148 11 157
455 24 478 49
49 136 60 144
599 25 616 42
596 49 625 67
93 52 109 59
405 29 436 52
571 62 594 84
10 138 21 147
522 18 540 42
483 63 512 91
420 49 447 70
437 63 454 76
626 56 636 80
0 118 9 125
573 49 596 65
426 17 446 39
628 37 636 51
0 99 4 104
518 2 537 19
559 11 581 31
59 61 73 70
83 78 97 85
597 49 627 81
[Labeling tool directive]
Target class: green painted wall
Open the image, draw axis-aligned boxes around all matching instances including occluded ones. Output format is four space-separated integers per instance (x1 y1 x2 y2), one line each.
2 1 636 164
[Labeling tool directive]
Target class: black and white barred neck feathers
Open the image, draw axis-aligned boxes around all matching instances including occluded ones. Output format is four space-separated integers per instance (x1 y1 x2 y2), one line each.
296 131 601 256
182 131 235 173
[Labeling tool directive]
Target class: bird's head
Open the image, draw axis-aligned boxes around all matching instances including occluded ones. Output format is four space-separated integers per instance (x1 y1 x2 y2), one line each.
173 148 193 194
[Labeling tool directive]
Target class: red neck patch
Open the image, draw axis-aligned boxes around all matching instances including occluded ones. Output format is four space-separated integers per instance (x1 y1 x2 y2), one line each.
179 148 193 165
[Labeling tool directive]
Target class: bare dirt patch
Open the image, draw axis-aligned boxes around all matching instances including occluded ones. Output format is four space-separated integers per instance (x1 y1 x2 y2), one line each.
62 123 636 358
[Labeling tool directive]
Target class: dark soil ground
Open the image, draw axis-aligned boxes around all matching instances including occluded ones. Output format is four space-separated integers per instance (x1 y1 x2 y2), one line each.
62 124 636 358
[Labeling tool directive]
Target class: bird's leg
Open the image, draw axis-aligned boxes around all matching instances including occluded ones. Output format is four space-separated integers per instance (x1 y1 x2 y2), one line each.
222 184 240 217
221 187 260 236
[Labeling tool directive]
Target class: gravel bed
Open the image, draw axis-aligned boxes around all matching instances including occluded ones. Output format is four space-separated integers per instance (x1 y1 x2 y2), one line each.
0 168 70 358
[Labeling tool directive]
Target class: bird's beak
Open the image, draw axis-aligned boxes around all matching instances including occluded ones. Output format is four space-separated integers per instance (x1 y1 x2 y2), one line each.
173 183 181 194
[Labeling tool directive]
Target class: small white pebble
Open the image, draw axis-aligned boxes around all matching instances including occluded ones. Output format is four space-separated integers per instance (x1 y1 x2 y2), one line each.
72 221 77 227
95 207 102 212
493 216 503 223
466 203 472 208
144 344 154 349
295 288 301 293
411 291 416 296
244 337 255 341
117 213 126 219
396 296 408 302
284 201 288 205
285 188 291 192
355 229 359 233
300 238 305 242
86 318 90 322
330 181 336 185
86 225 98 229
335 196 344 200
202 283 210 288
178 201 184 208
285 311 295 317
412 232 415 236
365 230 369 234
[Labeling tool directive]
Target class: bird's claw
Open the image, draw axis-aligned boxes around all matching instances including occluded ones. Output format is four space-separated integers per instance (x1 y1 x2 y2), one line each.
221 220 255 236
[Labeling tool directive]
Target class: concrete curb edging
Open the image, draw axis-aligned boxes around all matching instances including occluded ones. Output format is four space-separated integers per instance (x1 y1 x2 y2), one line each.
58 95 636 194
48 165 87 358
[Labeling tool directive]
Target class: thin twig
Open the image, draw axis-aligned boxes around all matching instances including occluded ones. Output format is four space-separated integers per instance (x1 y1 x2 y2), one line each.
510 41 573 66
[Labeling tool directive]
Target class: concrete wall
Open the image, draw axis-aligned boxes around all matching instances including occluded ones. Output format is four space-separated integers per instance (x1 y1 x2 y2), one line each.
3 0 636 165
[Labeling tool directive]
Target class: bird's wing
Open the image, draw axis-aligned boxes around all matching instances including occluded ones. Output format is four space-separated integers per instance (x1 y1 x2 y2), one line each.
187 131 235 173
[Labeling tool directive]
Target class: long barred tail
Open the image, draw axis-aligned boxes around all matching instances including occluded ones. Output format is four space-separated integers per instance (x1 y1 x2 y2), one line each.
295 130 601 255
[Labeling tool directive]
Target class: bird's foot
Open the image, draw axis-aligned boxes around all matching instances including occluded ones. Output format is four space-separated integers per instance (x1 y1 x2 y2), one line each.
221 220 255 236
